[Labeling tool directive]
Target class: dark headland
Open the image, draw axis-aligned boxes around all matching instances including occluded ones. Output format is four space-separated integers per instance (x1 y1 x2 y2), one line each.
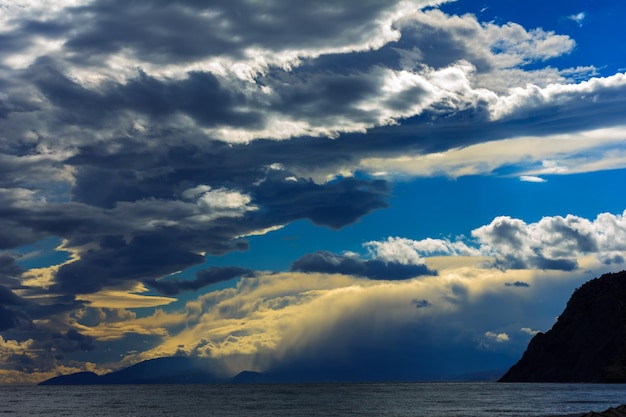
500 270 626 383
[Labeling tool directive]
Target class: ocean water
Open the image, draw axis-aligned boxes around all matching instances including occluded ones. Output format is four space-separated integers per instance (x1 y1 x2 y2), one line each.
0 382 624 417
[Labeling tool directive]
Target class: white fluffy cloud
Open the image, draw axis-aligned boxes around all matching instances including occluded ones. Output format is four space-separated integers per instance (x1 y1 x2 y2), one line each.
520 327 540 336
364 236 479 264
485 331 510 343
489 72 626 121
472 213 626 270
397 8 577 90
365 211 626 272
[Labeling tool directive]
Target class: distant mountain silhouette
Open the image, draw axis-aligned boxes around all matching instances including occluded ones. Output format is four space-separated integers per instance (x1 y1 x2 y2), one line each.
41 354 507 385
40 371 101 385
40 356 224 385
500 270 626 382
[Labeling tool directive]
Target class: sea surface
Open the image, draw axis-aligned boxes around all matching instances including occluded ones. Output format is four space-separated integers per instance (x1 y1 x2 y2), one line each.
1 382 625 417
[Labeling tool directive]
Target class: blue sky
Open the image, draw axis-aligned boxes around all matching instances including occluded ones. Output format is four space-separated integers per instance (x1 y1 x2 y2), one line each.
1 0 626 384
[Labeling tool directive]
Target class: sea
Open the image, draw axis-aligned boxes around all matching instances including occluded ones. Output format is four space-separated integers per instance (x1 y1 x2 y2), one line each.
1 382 625 417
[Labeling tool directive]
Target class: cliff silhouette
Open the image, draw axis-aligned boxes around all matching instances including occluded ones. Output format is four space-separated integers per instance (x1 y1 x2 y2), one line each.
500 270 626 382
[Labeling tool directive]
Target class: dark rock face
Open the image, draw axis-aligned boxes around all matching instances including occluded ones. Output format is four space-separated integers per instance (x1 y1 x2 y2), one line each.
500 270 626 382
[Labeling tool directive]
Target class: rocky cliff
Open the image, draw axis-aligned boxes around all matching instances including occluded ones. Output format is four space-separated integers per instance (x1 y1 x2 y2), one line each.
500 270 626 382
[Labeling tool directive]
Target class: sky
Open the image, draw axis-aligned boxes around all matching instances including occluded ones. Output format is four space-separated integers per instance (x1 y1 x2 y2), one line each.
1 0 626 384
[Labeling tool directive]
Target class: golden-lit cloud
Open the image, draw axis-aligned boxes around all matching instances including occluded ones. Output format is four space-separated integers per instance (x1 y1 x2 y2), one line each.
77 290 177 309
112 256 608 376
360 126 626 179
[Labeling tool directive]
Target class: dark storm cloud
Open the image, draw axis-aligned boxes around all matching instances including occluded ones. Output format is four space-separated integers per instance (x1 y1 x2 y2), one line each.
61 0 399 64
0 305 30 332
504 281 530 288
5 17 625 210
144 267 254 296
0 284 31 332
0 280 85 330
0 171 390 295
0 255 25 289
0 199 119 250
55 329 96 352
412 299 432 308
0 285 25 306
291 251 436 280
0 284 83 345
0 30 48 65
2 326 96 376
487 248 579 272
0 193 49 250
263 69 384 122
291 251 366 276
252 176 390 230
0 281 95 373
528 257 579 271
52 235 206 295
28 60 263 129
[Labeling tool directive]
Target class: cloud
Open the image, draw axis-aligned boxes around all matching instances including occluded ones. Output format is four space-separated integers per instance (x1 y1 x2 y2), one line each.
359 126 626 180
520 175 546 183
0 0 425 75
290 251 436 280
365 236 480 261
520 327 540 336
58 329 96 352
505 281 530 288
120 270 524 379
365 211 626 272
484 331 510 343
568 12 586 27
59 0 426 76
51 235 208 295
144 267 255 296
77 290 177 309
115 261 604 381
412 299 432 308
397 9 574 67
473 216 587 271
1 173 389 296
479 211 626 270
0 282 99 379
0 304 30 332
